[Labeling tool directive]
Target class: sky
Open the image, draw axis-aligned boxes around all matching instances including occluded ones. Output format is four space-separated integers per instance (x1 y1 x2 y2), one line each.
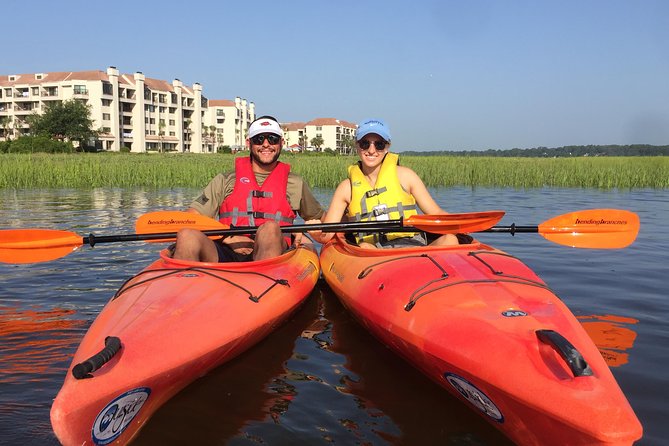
3 0 669 151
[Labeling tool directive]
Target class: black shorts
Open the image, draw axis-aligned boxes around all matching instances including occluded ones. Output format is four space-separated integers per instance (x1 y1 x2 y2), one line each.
214 240 254 262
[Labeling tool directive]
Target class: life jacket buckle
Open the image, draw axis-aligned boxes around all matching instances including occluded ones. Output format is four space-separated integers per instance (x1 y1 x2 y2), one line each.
251 190 272 198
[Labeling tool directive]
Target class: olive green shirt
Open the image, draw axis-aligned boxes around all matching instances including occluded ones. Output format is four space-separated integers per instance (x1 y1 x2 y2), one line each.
189 170 325 221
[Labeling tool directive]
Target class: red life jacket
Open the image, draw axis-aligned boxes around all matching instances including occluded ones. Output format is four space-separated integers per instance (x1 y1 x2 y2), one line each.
219 157 296 245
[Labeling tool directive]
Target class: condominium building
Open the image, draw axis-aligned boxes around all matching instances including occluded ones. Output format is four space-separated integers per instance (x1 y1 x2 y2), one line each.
0 67 254 153
281 118 357 153
281 121 307 151
204 98 255 151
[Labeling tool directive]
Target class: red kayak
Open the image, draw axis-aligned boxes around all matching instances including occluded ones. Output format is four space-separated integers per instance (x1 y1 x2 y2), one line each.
320 234 642 445
50 244 320 445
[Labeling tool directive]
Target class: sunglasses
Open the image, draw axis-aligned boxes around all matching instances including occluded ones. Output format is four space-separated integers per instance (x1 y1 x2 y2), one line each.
251 133 281 145
358 139 388 151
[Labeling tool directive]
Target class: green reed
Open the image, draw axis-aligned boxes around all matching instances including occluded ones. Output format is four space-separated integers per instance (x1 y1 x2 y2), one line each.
0 153 667 189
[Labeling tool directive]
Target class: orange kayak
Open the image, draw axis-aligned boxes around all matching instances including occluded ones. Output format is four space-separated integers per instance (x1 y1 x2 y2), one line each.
320 234 642 445
51 244 320 445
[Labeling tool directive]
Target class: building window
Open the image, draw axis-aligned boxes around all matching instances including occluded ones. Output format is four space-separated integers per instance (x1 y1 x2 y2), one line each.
103 113 111 120
102 99 112 106
73 85 88 95
169 119 175 126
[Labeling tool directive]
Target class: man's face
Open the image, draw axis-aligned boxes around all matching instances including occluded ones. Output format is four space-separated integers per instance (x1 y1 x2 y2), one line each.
249 133 282 167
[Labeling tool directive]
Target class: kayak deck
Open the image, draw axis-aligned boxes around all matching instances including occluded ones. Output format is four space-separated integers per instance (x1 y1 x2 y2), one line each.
320 235 642 446
51 245 320 445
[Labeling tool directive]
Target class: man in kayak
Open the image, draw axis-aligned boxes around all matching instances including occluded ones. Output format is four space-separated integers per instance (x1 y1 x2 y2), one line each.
310 118 467 248
171 115 325 262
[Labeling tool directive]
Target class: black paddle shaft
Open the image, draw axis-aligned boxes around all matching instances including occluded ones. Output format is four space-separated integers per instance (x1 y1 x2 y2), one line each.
81 220 405 247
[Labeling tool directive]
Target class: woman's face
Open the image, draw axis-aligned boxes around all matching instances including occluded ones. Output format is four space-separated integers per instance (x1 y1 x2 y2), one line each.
357 134 389 169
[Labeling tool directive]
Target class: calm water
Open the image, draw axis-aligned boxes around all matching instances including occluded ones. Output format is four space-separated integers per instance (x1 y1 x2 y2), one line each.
0 187 667 445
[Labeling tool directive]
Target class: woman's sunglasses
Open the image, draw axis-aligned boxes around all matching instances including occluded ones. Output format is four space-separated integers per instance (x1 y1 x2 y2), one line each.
358 140 388 151
251 133 281 145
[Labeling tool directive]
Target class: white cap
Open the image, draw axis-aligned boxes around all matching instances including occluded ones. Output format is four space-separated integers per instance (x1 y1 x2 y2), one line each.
248 118 283 139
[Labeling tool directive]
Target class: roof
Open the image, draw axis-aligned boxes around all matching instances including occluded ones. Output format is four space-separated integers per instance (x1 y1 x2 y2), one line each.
305 117 356 128
208 99 236 107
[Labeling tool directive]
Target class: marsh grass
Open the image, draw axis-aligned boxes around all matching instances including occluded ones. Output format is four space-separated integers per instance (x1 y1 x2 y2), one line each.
0 152 666 189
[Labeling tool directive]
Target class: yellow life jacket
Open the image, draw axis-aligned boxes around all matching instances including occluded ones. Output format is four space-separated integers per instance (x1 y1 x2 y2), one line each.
347 152 419 244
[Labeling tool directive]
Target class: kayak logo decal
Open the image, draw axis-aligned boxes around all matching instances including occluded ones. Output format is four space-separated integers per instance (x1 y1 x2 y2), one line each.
92 387 151 445
328 263 345 283
444 373 504 423
296 261 317 281
502 310 527 317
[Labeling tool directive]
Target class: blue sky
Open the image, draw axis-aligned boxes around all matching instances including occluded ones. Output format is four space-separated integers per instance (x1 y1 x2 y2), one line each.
4 0 669 151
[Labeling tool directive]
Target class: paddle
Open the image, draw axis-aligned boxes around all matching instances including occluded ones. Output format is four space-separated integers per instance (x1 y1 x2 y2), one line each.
0 209 637 264
0 210 504 264
481 209 639 249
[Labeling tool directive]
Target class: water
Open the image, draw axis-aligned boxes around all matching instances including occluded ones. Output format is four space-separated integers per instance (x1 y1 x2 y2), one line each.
0 187 667 445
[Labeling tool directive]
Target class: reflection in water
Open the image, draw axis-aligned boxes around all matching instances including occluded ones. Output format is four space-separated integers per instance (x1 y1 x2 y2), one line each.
0 305 87 445
0 306 86 383
577 314 639 367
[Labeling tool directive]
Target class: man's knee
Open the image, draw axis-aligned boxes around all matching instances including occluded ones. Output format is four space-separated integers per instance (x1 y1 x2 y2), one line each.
175 228 207 249
255 221 281 240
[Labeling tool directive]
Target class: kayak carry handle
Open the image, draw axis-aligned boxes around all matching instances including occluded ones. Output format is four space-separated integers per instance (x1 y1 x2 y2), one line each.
71 336 122 379
536 329 593 377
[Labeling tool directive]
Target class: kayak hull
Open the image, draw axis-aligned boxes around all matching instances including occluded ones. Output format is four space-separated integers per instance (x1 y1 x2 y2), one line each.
320 235 642 446
51 245 320 446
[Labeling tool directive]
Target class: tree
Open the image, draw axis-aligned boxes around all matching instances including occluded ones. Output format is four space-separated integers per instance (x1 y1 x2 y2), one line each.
298 135 308 151
27 99 97 148
0 116 10 140
340 135 355 155
310 136 324 151
158 120 166 153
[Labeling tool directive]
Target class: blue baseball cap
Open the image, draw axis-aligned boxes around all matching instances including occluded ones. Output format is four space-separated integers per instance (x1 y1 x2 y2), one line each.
355 118 391 142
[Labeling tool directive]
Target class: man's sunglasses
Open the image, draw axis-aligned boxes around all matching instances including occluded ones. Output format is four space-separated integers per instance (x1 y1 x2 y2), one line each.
251 133 281 145
358 139 388 151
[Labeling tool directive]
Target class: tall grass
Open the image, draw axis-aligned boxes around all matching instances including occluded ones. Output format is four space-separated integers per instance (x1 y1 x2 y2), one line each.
0 152 667 189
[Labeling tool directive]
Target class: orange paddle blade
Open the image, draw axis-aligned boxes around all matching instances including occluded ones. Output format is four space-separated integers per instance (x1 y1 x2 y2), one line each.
0 229 83 264
135 211 228 243
405 211 505 234
538 209 639 249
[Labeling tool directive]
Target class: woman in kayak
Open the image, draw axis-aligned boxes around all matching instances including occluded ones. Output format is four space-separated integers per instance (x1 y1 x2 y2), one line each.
171 115 325 262
310 118 468 249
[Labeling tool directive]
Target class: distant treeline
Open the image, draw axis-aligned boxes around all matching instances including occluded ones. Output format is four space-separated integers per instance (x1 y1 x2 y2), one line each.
403 144 669 157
